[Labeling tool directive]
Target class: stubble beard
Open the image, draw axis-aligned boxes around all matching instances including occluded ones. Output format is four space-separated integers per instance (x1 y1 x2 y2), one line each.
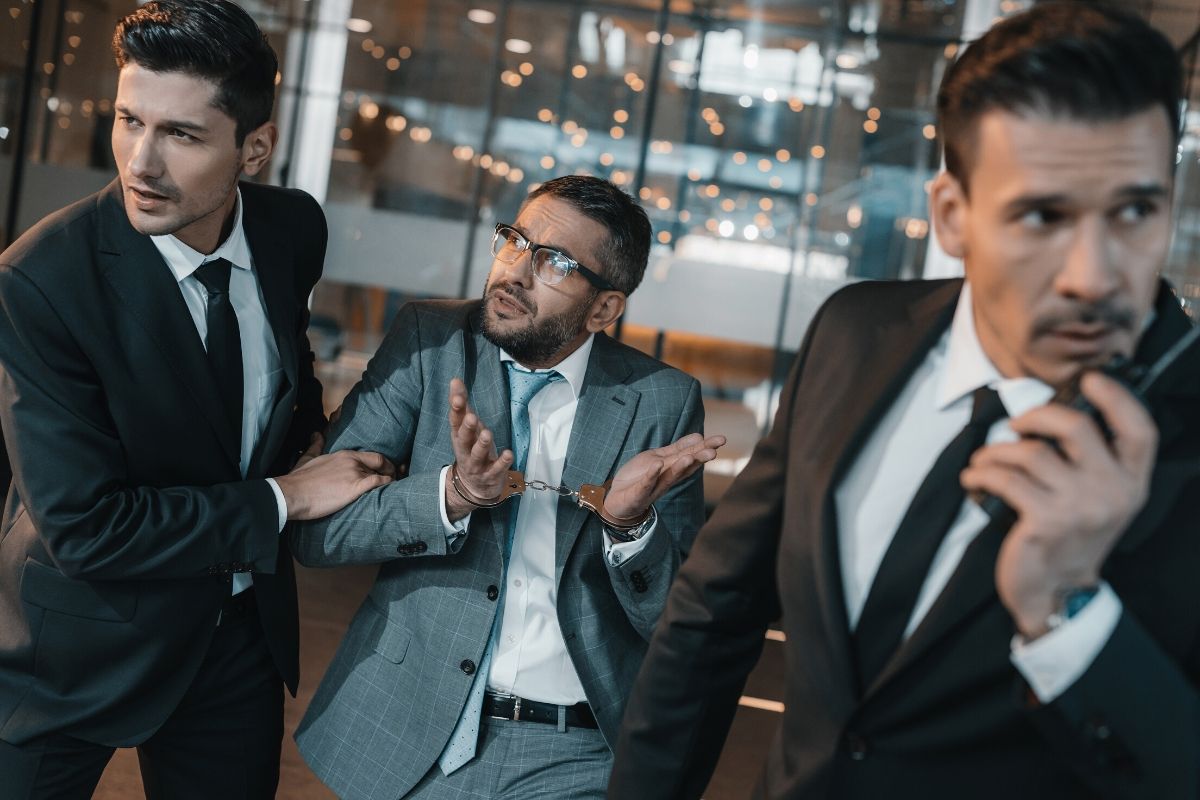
480 280 597 366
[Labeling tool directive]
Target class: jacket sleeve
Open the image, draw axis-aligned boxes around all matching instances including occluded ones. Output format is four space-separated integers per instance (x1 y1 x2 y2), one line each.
604 376 706 640
290 302 451 567
608 301 829 800
1024 481 1200 798
0 266 279 581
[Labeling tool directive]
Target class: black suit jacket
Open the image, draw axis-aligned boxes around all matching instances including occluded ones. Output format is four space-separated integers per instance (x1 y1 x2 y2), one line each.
0 179 326 746
610 279 1200 799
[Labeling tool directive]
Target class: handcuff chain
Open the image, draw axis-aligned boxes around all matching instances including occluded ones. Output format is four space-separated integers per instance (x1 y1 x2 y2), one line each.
524 479 579 501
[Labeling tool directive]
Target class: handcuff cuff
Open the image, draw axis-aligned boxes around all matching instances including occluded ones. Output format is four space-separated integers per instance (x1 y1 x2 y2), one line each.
449 463 652 541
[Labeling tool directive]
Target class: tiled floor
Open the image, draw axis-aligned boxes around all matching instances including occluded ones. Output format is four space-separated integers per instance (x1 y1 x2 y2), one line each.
93 560 785 799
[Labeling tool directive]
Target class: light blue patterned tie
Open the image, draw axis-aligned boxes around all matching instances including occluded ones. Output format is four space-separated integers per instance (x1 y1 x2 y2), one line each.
438 363 562 775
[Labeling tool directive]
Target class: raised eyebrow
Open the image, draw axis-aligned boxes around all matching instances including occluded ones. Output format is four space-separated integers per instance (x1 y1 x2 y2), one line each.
1002 193 1071 216
159 119 209 134
112 106 207 134
509 223 579 262
1114 184 1169 201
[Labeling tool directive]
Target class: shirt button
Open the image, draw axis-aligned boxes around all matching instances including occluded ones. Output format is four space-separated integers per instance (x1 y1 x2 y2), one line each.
460 659 476 675
513 579 522 587
486 585 499 601
845 732 869 761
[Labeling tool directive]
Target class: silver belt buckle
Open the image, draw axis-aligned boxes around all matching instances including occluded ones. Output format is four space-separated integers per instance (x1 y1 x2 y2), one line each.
512 696 522 721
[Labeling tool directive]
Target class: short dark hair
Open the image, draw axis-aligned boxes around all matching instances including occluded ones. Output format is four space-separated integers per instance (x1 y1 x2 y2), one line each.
525 175 652 295
937 2 1181 193
113 0 278 144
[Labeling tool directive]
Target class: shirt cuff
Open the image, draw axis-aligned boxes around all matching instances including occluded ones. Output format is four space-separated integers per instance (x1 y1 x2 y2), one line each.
603 508 657 566
1010 581 1122 704
439 465 470 543
265 478 287 534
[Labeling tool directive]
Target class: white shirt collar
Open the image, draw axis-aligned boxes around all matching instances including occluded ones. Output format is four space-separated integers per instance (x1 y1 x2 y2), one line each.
937 282 1055 418
150 187 252 282
500 333 595 399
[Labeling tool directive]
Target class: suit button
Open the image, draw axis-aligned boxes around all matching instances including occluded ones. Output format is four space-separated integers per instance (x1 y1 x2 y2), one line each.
460 659 476 675
486 585 499 601
415 541 427 553
845 732 869 761
631 571 648 593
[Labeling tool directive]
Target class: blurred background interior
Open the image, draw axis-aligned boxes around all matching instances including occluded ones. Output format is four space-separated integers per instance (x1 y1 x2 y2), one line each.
1 0 1195 796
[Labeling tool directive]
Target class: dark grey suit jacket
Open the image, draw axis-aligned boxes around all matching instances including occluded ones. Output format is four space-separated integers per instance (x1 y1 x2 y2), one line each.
292 299 706 800
0 179 326 746
611 279 1200 799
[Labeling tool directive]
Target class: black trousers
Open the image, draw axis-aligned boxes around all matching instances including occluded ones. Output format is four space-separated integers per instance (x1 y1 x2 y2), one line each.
0 602 283 800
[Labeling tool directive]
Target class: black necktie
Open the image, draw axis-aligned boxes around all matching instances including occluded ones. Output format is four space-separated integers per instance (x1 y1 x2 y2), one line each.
853 386 1007 689
193 258 243 450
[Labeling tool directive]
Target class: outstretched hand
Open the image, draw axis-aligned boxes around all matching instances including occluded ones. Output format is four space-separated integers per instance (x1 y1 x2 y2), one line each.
445 378 513 519
602 432 727 522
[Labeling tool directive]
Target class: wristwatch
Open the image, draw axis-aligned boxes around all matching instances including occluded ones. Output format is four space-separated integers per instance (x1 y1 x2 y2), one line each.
1045 585 1099 631
606 507 657 543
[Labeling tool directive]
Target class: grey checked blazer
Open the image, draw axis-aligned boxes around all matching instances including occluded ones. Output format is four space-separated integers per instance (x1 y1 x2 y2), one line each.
291 299 707 800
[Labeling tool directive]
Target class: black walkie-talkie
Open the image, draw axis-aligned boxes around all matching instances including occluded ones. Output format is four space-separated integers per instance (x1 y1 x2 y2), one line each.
976 324 1200 529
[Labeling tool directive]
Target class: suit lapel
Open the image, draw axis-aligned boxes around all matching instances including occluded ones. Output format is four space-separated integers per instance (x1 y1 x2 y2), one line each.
867 280 1199 696
241 186 298 394
96 179 241 469
556 334 637 580
465 310 515 557
241 186 299 476
806 282 961 698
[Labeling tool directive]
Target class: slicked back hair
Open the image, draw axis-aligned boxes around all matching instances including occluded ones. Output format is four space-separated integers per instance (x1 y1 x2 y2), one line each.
937 2 1181 194
113 0 278 144
525 175 652 296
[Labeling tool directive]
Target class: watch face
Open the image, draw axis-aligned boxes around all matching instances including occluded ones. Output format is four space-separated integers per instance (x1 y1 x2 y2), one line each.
1062 587 1099 618
1048 586 1100 630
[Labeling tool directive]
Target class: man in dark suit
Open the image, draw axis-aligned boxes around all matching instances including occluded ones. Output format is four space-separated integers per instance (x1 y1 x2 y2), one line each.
610 4 1199 798
0 2 391 796
290 176 724 800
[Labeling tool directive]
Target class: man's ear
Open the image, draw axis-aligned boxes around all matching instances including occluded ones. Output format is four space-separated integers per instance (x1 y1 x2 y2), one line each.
240 121 277 177
586 291 627 333
930 170 968 259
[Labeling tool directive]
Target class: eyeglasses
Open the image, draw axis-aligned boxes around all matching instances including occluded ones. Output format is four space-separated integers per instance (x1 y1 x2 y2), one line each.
491 223 616 291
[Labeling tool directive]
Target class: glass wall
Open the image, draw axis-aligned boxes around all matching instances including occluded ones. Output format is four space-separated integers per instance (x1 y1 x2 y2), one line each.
2 0 1197 497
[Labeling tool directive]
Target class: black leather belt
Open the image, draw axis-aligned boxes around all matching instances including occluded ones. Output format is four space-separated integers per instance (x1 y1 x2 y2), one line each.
218 587 256 626
483 692 598 729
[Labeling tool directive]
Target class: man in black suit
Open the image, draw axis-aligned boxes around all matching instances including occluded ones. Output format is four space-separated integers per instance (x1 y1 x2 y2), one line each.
610 4 1199 798
0 2 392 797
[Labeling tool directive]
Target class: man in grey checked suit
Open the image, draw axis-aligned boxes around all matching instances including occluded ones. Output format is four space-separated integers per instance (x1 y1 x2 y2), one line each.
292 175 724 799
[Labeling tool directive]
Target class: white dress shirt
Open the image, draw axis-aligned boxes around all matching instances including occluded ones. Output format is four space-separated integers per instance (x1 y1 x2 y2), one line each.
150 189 287 595
437 334 655 705
835 282 1121 703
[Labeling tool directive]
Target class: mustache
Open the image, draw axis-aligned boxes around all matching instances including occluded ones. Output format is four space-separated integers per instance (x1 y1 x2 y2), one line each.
1030 301 1137 337
488 282 535 315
